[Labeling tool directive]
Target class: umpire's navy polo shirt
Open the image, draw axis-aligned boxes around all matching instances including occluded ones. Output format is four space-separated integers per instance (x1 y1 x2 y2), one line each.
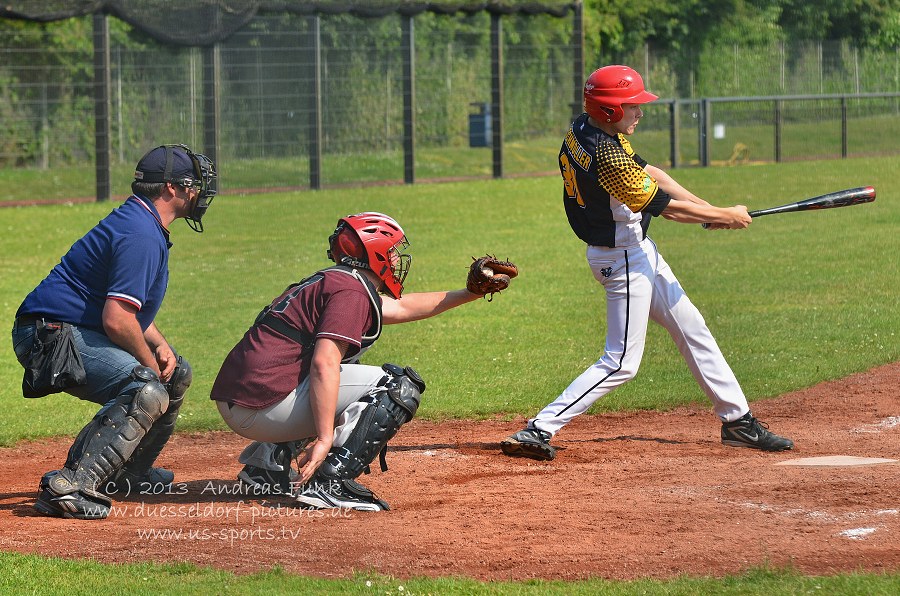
17 195 171 332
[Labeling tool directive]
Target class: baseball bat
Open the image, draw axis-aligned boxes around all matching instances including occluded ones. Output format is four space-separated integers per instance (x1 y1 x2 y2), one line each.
702 186 875 229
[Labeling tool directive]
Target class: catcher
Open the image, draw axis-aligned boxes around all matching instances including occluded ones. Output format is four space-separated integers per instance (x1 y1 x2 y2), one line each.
211 212 517 511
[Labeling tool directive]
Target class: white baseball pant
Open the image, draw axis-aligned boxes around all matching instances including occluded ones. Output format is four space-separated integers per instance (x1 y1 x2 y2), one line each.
531 237 750 436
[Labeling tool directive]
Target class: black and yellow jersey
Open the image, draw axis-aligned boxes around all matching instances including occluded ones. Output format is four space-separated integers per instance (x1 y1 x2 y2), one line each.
559 113 670 247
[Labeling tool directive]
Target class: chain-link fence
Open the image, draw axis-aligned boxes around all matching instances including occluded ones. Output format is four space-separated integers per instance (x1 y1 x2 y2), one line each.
0 12 577 196
630 93 900 168
617 40 900 98
1 12 899 200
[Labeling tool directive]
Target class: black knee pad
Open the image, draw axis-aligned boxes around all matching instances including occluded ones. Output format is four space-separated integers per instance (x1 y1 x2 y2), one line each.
380 362 425 421
165 356 192 401
129 366 170 424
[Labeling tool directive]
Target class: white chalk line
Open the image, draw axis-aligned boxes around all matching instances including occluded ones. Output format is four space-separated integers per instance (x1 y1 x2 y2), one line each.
850 416 900 435
651 486 899 540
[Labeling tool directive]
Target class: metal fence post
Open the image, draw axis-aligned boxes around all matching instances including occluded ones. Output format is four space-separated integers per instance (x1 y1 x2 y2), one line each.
402 14 416 184
571 1 584 121
307 15 322 190
841 96 848 158
92 13 111 202
40 83 49 169
699 98 710 167
490 12 504 179
669 100 680 168
774 99 783 163
201 44 221 172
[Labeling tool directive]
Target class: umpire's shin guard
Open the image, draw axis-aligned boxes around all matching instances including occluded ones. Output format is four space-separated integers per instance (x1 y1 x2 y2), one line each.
52 367 169 501
117 357 192 483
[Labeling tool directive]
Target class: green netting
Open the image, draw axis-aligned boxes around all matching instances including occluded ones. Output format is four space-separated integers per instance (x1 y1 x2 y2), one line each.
0 1 576 46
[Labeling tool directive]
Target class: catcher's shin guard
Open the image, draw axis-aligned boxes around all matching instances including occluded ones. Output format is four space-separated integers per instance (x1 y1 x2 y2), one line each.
56 366 169 498
318 363 425 480
117 357 192 482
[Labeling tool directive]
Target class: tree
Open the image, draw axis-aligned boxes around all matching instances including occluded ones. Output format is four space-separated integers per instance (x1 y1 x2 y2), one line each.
778 0 900 45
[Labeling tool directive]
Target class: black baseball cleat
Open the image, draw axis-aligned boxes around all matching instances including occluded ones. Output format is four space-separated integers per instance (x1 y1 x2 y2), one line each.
102 466 175 495
35 488 111 519
500 428 556 461
34 470 111 520
295 477 389 511
721 413 794 452
238 464 296 496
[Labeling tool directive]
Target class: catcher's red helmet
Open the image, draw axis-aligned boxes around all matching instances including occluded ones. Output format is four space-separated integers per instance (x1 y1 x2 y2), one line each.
328 212 410 298
583 65 658 124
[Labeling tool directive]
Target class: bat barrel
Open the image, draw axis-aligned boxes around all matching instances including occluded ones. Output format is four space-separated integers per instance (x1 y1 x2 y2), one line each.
752 186 875 218
703 186 875 228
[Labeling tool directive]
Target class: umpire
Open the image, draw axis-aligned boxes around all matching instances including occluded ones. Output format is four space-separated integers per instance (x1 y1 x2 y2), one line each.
11 144 216 519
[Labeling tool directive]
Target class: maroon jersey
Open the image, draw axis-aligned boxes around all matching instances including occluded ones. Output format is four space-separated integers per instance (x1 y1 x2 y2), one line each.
211 267 381 409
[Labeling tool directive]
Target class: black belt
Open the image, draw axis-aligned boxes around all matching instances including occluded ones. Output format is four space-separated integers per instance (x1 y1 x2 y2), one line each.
14 314 44 329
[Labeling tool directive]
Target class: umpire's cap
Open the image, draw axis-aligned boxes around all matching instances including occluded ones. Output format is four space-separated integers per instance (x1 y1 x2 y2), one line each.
134 145 197 185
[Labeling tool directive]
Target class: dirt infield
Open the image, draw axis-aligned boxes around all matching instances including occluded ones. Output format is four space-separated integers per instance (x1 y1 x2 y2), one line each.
1 362 897 581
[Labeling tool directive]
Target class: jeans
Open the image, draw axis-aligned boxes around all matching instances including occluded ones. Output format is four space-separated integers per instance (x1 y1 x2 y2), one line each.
12 321 148 415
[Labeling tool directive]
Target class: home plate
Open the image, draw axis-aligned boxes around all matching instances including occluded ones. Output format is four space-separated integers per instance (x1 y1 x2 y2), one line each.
776 456 898 467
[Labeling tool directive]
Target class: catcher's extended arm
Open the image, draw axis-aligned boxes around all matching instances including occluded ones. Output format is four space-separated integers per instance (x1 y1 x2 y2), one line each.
466 255 518 301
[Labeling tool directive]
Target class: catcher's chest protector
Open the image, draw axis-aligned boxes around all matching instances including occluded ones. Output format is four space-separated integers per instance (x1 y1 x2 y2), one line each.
255 266 383 355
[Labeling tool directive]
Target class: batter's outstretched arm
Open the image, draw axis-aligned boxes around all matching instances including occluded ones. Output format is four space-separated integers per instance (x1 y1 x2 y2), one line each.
661 199 751 228
381 289 482 325
643 164 750 228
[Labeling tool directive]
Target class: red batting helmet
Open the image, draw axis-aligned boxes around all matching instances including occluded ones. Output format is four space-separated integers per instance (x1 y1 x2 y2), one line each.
583 65 658 124
327 212 411 298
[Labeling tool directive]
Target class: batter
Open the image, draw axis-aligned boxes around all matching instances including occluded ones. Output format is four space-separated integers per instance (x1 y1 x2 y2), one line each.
501 65 793 460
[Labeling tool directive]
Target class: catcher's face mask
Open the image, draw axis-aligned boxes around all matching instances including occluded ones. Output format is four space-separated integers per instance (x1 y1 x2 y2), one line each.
181 150 217 233
386 238 411 297
327 213 411 299
135 144 217 233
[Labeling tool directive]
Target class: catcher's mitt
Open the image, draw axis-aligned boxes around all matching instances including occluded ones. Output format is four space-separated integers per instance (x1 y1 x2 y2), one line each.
466 255 518 300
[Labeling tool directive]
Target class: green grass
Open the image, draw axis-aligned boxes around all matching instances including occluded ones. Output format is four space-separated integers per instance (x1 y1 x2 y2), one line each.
2 155 898 445
1 156 898 591
1 552 898 594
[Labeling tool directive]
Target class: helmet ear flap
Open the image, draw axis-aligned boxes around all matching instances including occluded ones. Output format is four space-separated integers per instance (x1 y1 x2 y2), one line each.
584 100 624 124
328 224 367 267
599 105 619 123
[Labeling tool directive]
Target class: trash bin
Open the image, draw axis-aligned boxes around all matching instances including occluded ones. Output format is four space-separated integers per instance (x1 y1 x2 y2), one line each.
468 102 492 148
